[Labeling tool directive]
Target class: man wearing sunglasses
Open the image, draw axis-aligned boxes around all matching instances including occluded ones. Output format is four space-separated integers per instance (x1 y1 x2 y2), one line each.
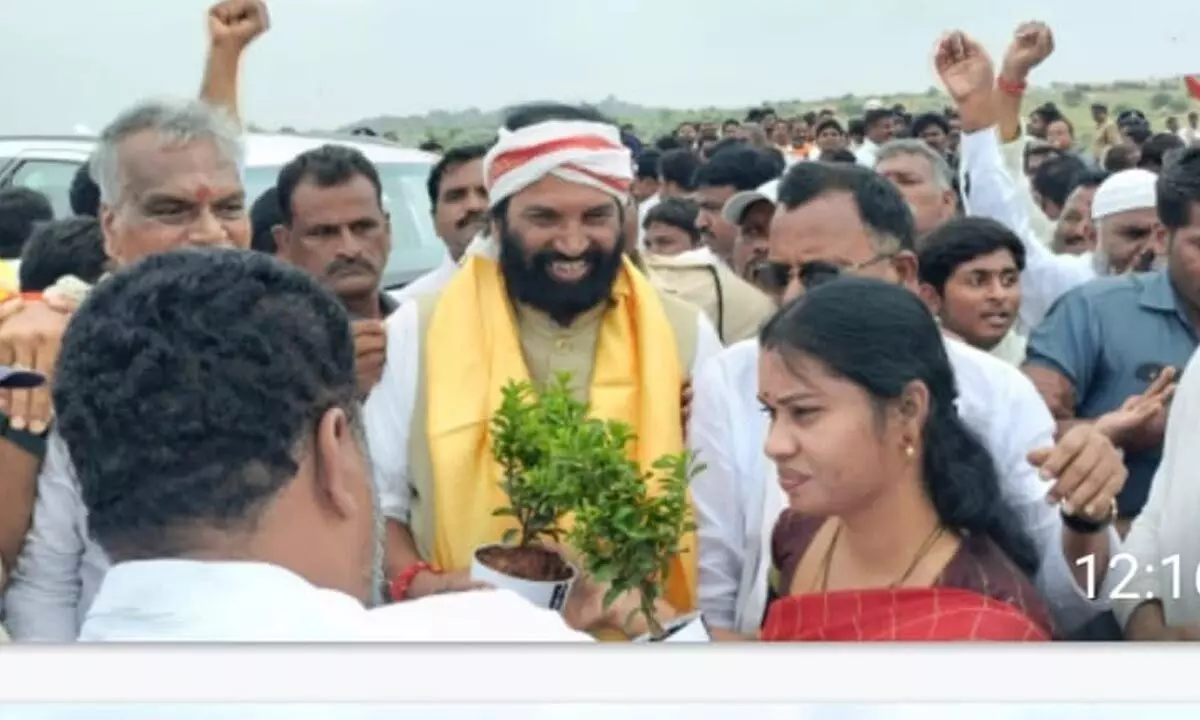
690 160 1126 639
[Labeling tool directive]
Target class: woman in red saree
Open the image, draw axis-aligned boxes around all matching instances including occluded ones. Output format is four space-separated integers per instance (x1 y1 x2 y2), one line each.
753 278 1053 642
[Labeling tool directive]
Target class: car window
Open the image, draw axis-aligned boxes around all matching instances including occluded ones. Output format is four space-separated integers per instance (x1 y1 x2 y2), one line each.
243 161 444 289
10 160 80 218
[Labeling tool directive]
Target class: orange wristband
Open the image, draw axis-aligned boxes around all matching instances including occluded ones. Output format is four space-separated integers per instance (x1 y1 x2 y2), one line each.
997 76 1027 97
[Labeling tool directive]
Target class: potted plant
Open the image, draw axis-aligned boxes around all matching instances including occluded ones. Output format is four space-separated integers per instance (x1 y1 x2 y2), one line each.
565 419 710 642
469 375 587 612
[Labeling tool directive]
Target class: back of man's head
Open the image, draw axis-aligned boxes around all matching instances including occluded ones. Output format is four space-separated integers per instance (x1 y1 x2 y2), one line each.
1032 155 1089 210
19 216 108 291
0 187 54 260
250 187 283 254
54 248 360 563
658 149 701 193
70 163 102 217
693 146 781 193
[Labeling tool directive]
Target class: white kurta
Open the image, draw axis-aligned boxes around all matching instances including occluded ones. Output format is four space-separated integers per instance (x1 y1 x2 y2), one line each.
689 336 1117 635
79 559 592 642
1113 346 1200 629
389 252 459 305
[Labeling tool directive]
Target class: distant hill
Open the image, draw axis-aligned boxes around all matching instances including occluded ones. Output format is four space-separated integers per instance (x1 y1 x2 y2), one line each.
323 78 1198 148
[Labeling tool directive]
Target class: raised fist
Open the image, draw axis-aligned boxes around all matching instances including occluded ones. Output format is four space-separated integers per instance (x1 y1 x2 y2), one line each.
934 31 995 105
1002 21 1054 81
208 0 270 51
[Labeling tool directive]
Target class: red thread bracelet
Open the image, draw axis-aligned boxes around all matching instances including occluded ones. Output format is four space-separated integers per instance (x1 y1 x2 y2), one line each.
996 75 1027 97
388 561 435 602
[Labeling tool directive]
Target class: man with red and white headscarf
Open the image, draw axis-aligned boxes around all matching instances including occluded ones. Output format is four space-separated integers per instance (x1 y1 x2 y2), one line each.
365 104 721 633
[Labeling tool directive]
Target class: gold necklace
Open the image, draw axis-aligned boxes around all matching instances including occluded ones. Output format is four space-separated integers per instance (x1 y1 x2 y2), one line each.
815 522 946 592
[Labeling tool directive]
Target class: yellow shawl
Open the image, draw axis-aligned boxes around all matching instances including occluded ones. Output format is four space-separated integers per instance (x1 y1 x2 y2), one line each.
424 252 697 613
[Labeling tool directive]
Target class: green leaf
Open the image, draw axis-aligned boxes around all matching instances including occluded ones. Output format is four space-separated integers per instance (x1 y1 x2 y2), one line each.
501 528 519 546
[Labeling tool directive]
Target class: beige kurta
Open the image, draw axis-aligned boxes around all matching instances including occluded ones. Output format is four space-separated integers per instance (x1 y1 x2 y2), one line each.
643 252 777 345
401 289 702 563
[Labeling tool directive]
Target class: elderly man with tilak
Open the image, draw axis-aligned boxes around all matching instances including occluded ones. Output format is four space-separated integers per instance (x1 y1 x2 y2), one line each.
364 104 722 630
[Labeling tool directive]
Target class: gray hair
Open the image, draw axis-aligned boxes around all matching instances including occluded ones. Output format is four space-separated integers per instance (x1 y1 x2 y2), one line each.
875 139 955 190
90 99 244 206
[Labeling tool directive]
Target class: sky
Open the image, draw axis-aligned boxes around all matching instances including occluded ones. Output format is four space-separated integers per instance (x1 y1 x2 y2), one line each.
2 0 1198 134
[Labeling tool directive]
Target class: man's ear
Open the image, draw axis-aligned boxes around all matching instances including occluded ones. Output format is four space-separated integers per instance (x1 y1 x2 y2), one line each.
313 406 358 521
272 225 291 258
100 204 121 263
917 282 942 315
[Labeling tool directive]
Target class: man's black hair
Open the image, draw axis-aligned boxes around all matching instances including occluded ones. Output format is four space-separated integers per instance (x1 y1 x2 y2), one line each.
693 146 781 192
918 217 1027 295
814 118 845 136
53 248 359 561
777 161 916 251
503 102 613 132
910 112 950 138
659 149 702 191
250 187 283 254
642 197 701 245
635 149 663 181
0 187 54 259
863 108 894 129
19 216 108 291
426 143 490 206
275 145 383 226
820 148 858 164
1103 144 1140 172
1032 154 1089 208
654 135 684 151
1139 133 1186 172
70 163 101 217
1157 146 1200 231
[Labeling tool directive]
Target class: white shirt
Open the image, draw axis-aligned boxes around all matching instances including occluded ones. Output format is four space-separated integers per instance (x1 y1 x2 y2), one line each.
389 252 458 305
988 329 1028 367
689 336 1115 635
365 261 724 525
959 128 1095 334
854 139 880 168
1113 346 1200 629
79 559 590 642
2 431 109 641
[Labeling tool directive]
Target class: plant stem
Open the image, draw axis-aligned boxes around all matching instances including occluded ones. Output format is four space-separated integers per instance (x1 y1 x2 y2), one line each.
641 593 664 640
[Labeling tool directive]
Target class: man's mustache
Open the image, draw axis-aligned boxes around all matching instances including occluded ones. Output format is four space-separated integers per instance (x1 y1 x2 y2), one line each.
456 211 487 230
326 256 376 276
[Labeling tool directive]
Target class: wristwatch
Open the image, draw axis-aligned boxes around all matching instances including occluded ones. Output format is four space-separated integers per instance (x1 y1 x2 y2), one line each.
1061 498 1119 534
0 410 49 457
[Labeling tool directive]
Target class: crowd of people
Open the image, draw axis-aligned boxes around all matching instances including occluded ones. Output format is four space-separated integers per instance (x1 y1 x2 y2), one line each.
0 2 1198 644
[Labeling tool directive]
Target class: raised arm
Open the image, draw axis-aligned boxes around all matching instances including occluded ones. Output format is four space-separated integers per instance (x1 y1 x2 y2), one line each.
935 30 1093 332
199 0 270 126
993 22 1057 246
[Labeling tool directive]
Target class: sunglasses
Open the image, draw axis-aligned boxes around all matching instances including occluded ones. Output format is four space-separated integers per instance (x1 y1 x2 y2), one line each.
752 253 896 293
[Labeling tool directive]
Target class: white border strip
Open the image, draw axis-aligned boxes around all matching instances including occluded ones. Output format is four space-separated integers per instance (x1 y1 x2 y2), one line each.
0 646 1193 702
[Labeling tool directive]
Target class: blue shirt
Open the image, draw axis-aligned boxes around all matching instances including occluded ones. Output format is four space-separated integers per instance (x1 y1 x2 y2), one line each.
1025 270 1198 517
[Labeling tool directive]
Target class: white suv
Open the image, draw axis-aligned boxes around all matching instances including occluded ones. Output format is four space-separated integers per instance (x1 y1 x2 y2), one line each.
0 132 446 290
